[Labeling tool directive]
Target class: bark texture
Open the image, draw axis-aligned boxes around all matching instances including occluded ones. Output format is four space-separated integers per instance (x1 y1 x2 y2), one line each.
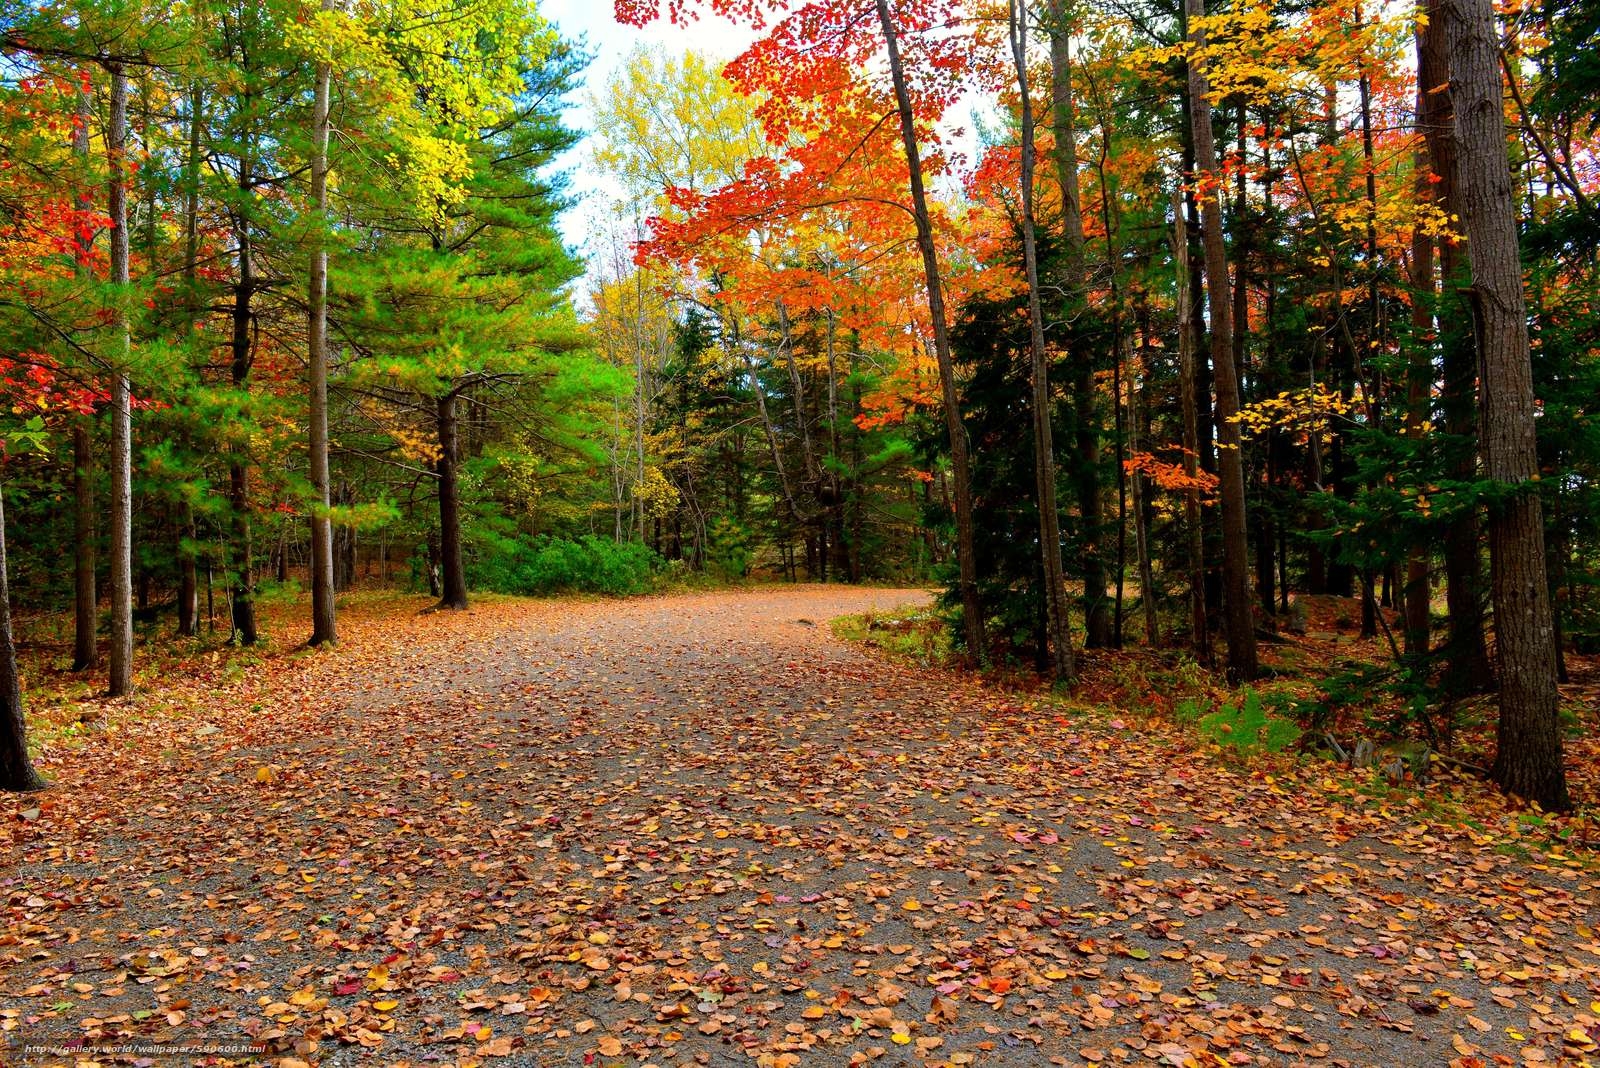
107 64 135 696
1445 0 1568 809
1183 0 1257 681
1012 0 1074 681
307 13 337 646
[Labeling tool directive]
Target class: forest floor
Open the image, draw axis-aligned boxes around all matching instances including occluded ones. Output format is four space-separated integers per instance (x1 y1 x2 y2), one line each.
1 585 1598 1068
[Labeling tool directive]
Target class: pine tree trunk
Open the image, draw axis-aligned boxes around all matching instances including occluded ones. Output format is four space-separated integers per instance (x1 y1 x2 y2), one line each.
307 12 337 646
1445 0 1568 810
1011 0 1074 682
71 421 97 670
106 63 135 696
1172 190 1211 664
1420 0 1494 689
1132 297 1160 647
1405 26 1438 658
1046 0 1110 648
70 86 98 672
0 484 44 792
436 393 469 610
177 525 198 638
876 0 984 656
175 81 203 642
1184 0 1258 682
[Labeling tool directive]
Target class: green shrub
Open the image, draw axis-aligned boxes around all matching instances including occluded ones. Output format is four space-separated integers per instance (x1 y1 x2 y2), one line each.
705 517 751 581
467 534 658 597
1198 688 1302 754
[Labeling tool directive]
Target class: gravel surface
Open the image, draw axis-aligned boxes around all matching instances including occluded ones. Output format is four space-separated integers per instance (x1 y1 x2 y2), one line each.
2 586 1597 1068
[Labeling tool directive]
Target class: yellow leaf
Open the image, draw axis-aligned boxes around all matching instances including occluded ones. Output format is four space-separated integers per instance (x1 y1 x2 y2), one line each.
374 1000 398 1012
255 766 275 783
901 899 922 912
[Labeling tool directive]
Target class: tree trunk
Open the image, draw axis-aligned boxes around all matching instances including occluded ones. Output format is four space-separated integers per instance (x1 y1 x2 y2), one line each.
1011 0 1074 682
1132 297 1160 647
1420 0 1494 690
436 393 468 610
177 523 198 638
1047 0 1111 648
1405 26 1437 658
1446 0 1568 810
175 83 203 642
70 86 98 672
876 0 984 656
106 63 135 696
1183 1 1258 682
71 421 97 670
228 230 257 646
0 484 44 792
1172 189 1210 664
307 5 337 646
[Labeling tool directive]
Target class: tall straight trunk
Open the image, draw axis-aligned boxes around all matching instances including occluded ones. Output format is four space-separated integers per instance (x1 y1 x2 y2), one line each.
1172 190 1210 663
307 10 337 646
1183 0 1258 682
229 233 257 645
1133 297 1160 647
71 425 97 669
1420 0 1493 689
1010 0 1074 681
176 82 203 637
1404 26 1437 657
0 484 44 792
1047 0 1110 647
106 63 134 696
227 72 258 646
1358 12 1382 643
71 84 97 671
436 392 468 610
875 0 984 655
1446 0 1568 810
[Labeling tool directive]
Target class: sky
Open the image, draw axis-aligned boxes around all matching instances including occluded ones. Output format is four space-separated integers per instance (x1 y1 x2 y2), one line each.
538 0 754 274
537 1 993 294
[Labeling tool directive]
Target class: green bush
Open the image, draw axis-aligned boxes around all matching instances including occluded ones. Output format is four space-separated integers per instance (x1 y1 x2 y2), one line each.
1197 689 1302 754
467 533 659 597
705 517 751 581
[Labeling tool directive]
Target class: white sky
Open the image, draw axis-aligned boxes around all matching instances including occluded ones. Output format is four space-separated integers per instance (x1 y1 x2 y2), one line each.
538 0 993 289
539 0 755 262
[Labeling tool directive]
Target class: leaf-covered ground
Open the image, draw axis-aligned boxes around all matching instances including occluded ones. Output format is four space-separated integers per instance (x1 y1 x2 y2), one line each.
2 587 1597 1068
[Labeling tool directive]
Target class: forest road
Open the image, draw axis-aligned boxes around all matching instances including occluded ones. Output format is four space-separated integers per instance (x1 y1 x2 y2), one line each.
2 584 1597 1067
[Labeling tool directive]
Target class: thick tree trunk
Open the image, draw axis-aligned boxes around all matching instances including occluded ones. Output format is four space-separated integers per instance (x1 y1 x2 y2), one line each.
1047 0 1110 648
1011 0 1074 681
436 393 468 610
876 0 984 656
307 9 337 646
1446 0 1568 810
1420 0 1494 689
1183 1 1258 682
0 485 44 792
106 64 135 697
